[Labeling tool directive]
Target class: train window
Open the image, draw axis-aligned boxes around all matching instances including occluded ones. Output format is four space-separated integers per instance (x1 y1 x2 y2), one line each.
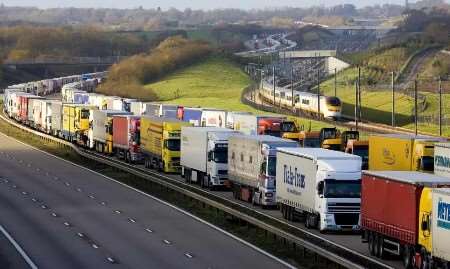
326 97 341 106
280 92 285 98
275 93 280 97
302 99 310 105
294 95 300 103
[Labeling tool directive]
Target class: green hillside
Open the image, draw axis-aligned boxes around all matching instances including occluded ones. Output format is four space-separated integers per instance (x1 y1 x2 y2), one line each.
145 57 332 130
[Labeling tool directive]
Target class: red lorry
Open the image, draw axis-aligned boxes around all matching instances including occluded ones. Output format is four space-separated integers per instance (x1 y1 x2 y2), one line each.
112 115 142 163
361 171 450 268
19 95 41 125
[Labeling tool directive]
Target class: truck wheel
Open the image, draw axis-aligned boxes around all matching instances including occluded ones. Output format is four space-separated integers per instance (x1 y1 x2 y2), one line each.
402 245 414 269
420 248 430 269
368 232 375 256
305 213 311 229
377 234 385 259
374 233 381 257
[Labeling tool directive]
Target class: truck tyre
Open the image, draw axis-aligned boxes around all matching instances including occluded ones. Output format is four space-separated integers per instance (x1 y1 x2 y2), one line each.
420 248 430 269
377 234 385 259
374 233 381 257
368 232 375 256
402 245 414 269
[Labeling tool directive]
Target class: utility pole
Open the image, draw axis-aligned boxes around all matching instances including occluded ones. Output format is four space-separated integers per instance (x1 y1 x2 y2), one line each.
273 65 276 105
334 68 337 97
358 67 362 122
439 77 443 136
317 68 321 119
355 81 359 131
414 79 418 136
291 66 294 107
391 71 395 127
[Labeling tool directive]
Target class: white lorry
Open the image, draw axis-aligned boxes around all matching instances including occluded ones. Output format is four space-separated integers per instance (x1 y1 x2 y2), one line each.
431 188 450 267
276 147 362 232
181 127 240 189
434 143 450 178
228 135 298 207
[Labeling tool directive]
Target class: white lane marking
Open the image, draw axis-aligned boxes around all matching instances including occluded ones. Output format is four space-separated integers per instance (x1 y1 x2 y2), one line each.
0 132 297 269
0 225 39 269
64 182 70 187
184 253 194 259
22 191 28 195
53 177 59 180
31 198 37 202
76 188 82 192
145 228 153 233
106 257 116 264
114 210 121 214
100 202 107 206
51 212 58 217
77 233 84 238
163 240 171 245
92 244 99 249
40 205 48 210
63 222 71 227
128 218 136 223
12 185 17 189
88 195 95 199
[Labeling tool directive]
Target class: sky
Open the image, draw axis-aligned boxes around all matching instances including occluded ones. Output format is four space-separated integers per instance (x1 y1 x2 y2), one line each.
0 0 427 10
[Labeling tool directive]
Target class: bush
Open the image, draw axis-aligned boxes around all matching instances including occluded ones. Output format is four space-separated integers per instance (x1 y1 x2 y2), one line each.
97 36 212 99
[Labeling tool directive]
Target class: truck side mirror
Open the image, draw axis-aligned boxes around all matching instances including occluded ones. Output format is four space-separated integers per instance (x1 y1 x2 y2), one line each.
317 182 324 197
207 152 213 162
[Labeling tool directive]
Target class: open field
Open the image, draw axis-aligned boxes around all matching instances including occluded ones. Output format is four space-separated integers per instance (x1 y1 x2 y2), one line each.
146 57 333 131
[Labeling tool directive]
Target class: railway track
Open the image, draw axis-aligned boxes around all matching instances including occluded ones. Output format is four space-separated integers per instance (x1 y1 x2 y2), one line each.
243 87 445 138
0 112 397 269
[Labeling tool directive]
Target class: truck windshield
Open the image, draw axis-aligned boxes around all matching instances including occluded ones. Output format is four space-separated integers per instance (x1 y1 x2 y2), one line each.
166 139 180 151
267 156 277 176
420 156 434 172
213 149 228 163
80 110 89 119
281 122 296 132
324 179 361 198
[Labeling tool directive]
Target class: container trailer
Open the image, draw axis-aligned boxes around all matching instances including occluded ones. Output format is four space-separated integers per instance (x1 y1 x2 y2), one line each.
225 111 252 129
434 143 450 178
228 135 298 207
232 114 286 137
90 110 132 154
361 171 450 268
112 115 142 163
140 116 192 173
51 101 63 136
180 127 240 189
369 134 446 172
276 148 362 232
179 107 203 125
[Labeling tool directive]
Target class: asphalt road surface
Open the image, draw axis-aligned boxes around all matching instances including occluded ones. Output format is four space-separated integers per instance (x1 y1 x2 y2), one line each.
0 133 292 269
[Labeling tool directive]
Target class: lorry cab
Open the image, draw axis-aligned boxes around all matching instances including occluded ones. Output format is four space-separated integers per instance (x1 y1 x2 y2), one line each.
320 127 341 151
315 159 362 231
413 140 436 172
280 120 299 141
418 187 433 254
345 140 369 170
298 131 321 148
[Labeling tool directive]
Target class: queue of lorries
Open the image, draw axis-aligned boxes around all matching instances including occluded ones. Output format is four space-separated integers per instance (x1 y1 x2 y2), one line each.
3 74 450 269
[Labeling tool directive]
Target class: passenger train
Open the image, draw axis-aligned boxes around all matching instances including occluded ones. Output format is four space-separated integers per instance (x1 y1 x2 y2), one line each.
259 82 342 120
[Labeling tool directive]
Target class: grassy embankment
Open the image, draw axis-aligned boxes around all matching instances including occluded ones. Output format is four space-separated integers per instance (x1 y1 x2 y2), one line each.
145 56 332 131
322 46 450 136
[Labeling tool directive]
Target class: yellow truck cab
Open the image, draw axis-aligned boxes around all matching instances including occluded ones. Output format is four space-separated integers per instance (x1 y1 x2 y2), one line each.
62 103 97 145
418 187 433 254
346 140 369 170
280 120 300 141
369 134 446 172
141 116 192 173
298 131 320 147
319 127 341 151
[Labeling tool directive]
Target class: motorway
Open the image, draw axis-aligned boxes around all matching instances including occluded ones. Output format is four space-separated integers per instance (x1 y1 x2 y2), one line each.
0 133 292 269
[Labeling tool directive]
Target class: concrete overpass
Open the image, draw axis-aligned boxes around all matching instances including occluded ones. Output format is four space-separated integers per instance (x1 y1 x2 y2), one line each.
279 50 350 74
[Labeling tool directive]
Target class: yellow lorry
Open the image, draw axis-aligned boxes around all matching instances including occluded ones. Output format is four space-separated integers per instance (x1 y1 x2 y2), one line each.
140 116 192 173
368 134 446 172
61 103 97 145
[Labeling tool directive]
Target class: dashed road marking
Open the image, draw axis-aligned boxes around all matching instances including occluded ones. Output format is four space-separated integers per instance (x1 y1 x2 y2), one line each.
89 195 95 199
114 210 121 214
76 188 82 192
106 257 116 264
77 232 84 238
128 218 136 223
51 212 58 217
92 244 99 249
145 228 153 233
41 205 48 209
184 253 194 259
63 222 71 227
100 202 107 206
64 182 71 187
163 240 171 245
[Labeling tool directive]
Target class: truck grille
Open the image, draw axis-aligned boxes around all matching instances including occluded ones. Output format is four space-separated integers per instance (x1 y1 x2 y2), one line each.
328 203 360 213
334 213 359 226
217 170 228 175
